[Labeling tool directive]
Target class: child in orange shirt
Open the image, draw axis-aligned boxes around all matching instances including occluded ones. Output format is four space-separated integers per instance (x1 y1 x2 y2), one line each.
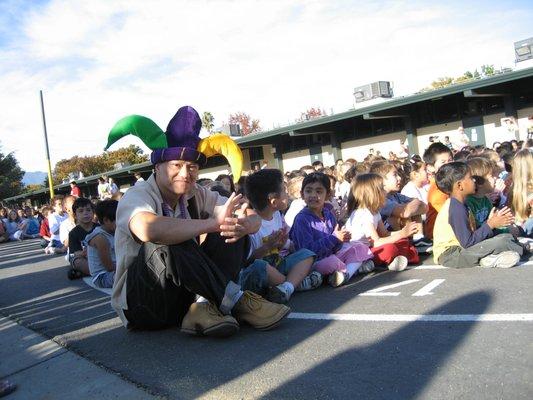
423 143 453 239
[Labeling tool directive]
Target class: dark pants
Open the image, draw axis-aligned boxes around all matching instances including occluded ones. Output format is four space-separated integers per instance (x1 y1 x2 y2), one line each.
438 233 524 269
124 233 249 330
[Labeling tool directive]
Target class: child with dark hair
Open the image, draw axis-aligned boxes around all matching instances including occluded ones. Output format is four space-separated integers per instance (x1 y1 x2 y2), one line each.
85 200 118 288
433 162 523 268
67 197 98 280
240 169 318 303
423 142 453 239
290 172 374 287
215 174 235 194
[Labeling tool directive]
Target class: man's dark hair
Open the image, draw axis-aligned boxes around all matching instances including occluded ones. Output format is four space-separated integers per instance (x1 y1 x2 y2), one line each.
72 197 93 215
94 200 118 224
423 142 453 165
453 150 471 162
244 169 284 211
435 162 469 195
312 160 324 167
301 172 331 195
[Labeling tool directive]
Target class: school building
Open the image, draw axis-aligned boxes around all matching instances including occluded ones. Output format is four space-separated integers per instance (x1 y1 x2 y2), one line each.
4 66 533 206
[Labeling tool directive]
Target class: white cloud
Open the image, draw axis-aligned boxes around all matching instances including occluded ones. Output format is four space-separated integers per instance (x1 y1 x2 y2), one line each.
1 0 532 171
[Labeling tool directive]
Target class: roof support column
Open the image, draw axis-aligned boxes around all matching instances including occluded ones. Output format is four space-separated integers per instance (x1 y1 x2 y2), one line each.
329 132 342 162
404 116 419 156
274 138 284 173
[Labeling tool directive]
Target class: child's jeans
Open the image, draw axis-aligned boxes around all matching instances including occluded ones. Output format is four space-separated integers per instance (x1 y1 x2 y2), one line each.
371 238 419 267
313 242 373 275
438 233 524 268
239 249 315 295
93 271 116 288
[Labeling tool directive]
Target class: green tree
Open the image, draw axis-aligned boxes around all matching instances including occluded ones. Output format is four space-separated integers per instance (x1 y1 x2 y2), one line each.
228 112 261 136
201 111 215 134
24 184 43 193
481 64 495 77
52 145 148 185
0 148 25 199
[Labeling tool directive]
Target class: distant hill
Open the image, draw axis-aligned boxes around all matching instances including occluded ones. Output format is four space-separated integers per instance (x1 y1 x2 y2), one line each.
23 171 47 185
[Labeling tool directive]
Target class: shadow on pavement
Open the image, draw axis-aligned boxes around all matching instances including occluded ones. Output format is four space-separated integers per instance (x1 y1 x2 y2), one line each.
0 240 492 399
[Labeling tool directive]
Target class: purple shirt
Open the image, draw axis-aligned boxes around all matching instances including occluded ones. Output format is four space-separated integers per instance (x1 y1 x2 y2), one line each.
289 206 342 260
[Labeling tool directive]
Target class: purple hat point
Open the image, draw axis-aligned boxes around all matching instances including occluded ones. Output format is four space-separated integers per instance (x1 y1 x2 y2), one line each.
166 106 202 148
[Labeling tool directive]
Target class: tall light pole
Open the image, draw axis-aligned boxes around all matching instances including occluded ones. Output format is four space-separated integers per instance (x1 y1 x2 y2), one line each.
40 90 55 199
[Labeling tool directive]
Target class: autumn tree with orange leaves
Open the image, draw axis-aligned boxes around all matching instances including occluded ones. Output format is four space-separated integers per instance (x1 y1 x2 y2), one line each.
228 112 261 136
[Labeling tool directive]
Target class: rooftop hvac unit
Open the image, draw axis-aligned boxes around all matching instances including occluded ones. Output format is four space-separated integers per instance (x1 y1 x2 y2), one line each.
353 81 394 103
515 37 533 63
229 124 241 136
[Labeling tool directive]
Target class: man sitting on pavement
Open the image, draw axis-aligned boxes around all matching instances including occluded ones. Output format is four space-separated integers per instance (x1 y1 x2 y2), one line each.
106 106 290 337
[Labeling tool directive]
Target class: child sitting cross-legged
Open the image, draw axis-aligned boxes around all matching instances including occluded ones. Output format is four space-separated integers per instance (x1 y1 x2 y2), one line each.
85 200 118 288
345 173 420 271
433 162 524 269
290 172 374 288
239 169 318 304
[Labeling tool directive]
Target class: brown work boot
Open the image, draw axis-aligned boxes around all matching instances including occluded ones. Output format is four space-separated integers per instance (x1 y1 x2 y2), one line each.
232 291 291 330
181 302 239 338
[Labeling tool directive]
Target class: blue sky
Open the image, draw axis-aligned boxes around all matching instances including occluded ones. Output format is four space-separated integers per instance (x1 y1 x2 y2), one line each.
1 0 532 171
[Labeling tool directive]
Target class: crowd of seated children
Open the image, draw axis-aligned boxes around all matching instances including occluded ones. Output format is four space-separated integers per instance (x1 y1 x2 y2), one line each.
238 169 318 304
289 172 375 288
85 200 118 289
1 137 532 303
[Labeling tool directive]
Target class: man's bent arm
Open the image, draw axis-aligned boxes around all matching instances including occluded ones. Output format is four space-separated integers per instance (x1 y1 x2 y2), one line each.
129 212 219 245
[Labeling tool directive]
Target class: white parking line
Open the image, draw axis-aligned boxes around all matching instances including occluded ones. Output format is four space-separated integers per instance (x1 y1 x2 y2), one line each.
408 260 533 270
288 313 533 322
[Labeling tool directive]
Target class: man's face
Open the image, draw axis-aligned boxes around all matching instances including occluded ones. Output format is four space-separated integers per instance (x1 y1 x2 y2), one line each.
431 152 453 173
156 160 199 196
75 205 94 225
383 169 401 193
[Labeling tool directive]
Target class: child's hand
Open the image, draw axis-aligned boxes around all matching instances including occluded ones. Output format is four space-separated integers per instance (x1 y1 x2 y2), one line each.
400 221 418 238
487 207 514 229
334 224 351 242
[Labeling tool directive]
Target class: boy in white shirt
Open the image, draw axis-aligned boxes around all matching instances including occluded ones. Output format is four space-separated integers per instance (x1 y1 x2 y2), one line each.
46 196 68 254
239 169 319 303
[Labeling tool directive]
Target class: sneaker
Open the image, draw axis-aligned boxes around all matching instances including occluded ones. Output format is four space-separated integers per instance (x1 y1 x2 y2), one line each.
67 268 83 280
414 238 433 247
266 285 290 304
388 256 408 271
296 271 323 291
359 259 375 273
479 251 520 269
328 271 349 287
232 291 290 330
181 302 239 337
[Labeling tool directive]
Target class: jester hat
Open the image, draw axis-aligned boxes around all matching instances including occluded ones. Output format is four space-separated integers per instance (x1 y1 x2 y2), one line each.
105 106 243 182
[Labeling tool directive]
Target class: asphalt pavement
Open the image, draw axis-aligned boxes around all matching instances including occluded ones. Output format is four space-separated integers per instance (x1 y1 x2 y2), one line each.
1 239 532 399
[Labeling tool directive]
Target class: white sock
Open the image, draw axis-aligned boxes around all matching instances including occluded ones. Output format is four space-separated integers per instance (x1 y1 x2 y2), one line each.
278 281 294 297
345 262 361 279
